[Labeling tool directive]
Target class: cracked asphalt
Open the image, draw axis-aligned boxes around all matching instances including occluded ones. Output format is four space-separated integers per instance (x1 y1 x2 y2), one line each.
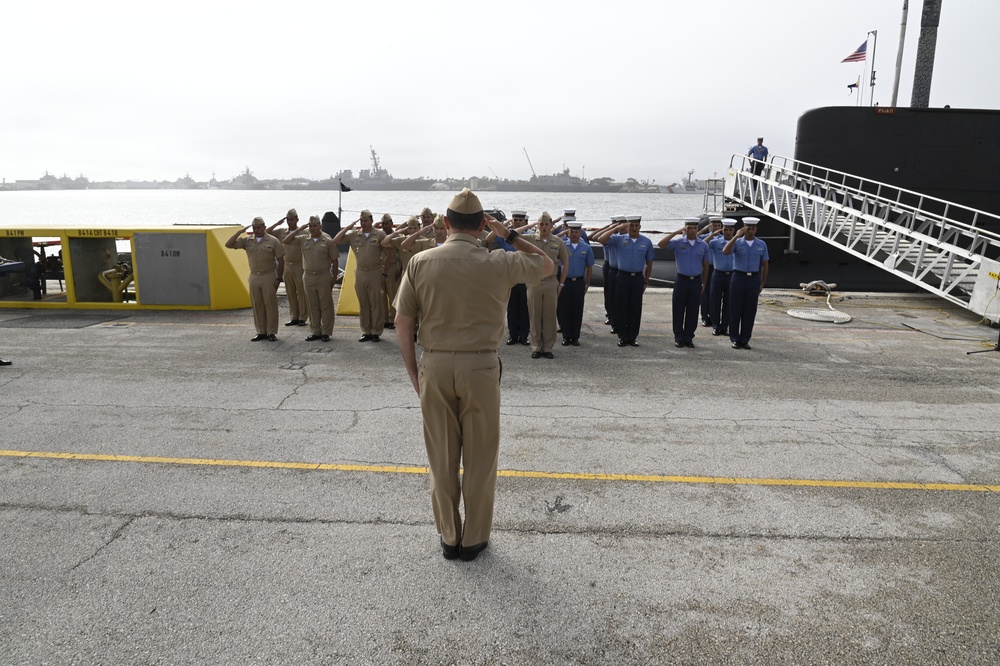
1 288 998 664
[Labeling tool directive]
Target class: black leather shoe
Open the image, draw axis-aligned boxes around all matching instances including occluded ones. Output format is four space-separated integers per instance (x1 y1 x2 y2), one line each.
604 316 611 325
506 337 518 345
459 542 488 561
0 359 11 366
570 339 580 346
675 342 684 348
732 342 741 349
358 334 372 342
251 334 266 342
267 334 277 341
321 335 331 342
284 320 298 327
441 539 461 561
296 320 308 326
741 343 752 350
628 340 639 347
519 337 531 346
371 335 381 342
384 322 395 330
617 339 627 347
701 320 712 327
531 351 542 359
561 339 570 346
684 342 695 348
542 352 554 359
306 334 322 341
712 329 725 336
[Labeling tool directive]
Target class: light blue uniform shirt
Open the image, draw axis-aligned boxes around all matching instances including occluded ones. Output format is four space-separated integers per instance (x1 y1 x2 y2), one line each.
708 236 735 271
604 234 620 269
606 234 655 272
732 238 769 272
667 237 710 276
563 238 595 278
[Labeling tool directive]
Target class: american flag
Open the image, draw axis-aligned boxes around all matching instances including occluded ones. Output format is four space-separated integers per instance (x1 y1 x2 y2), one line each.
841 40 867 63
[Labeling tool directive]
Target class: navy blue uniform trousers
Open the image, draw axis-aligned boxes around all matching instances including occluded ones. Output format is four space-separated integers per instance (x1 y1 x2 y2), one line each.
672 275 702 344
729 272 761 345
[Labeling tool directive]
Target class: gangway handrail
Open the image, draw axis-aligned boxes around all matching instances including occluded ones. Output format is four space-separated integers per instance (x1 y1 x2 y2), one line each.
730 153 1000 242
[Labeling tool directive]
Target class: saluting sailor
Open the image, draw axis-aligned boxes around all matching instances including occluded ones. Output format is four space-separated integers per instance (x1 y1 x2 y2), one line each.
557 218 594 346
284 215 340 342
225 217 286 341
658 216 710 348
699 215 722 327
483 210 532 346
595 215 654 347
331 210 388 342
723 216 769 350
704 218 737 337
521 211 570 359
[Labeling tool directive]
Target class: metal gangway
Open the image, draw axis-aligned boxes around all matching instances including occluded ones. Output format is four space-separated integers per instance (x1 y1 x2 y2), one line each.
725 154 1000 314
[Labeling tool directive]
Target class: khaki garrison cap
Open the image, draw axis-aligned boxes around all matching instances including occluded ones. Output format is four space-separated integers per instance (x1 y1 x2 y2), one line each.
448 188 483 215
406 216 420 228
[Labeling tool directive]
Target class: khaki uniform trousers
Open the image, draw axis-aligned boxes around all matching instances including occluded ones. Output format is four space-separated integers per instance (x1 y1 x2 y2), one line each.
527 279 559 353
418 349 501 547
283 261 307 322
384 261 401 323
303 270 335 336
248 271 279 335
354 267 386 335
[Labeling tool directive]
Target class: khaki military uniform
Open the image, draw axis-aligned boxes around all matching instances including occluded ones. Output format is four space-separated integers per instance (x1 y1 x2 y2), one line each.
273 229 307 323
525 236 570 353
347 229 387 336
391 235 431 273
297 233 340 336
395 233 545 547
232 234 285 335
383 243 401 324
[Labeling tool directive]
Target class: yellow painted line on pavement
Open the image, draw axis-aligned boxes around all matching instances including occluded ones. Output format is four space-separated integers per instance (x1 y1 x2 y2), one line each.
1 449 997 493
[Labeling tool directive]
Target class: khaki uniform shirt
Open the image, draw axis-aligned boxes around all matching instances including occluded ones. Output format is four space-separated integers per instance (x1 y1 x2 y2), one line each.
391 235 432 272
347 229 387 270
395 234 546 351
298 233 340 272
525 235 570 282
273 229 304 264
232 233 285 272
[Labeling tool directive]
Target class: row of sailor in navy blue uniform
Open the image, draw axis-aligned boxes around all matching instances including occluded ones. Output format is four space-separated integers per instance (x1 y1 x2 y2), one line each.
594 216 655 347
658 217 710 348
721 217 769 350
558 220 595 346
704 218 737 337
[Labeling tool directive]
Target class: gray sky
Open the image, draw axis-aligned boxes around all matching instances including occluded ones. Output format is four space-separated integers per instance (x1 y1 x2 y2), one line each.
3 0 997 185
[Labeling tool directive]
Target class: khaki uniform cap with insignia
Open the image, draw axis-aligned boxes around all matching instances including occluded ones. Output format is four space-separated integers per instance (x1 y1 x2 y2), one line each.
448 188 483 215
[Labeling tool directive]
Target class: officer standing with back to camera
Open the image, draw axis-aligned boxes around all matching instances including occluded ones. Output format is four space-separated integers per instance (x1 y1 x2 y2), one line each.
723 216 769 350
394 188 552 562
225 217 286 341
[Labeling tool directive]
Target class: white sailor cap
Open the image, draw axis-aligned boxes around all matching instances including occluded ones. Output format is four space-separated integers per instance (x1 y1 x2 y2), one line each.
709 215 723 222
510 210 527 217
683 216 701 225
743 216 760 225
721 218 737 227
563 214 577 222
612 215 626 222
567 221 583 229
563 208 576 216
626 215 642 222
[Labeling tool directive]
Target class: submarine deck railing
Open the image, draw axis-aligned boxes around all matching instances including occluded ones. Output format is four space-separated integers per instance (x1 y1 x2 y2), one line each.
724 153 1000 312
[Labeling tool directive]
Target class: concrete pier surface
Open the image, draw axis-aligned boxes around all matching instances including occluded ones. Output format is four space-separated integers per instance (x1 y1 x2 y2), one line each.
1 288 998 664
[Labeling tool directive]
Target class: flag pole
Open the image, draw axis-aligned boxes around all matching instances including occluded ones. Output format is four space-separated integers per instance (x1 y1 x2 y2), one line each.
338 178 343 224
891 0 909 106
868 29 878 105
